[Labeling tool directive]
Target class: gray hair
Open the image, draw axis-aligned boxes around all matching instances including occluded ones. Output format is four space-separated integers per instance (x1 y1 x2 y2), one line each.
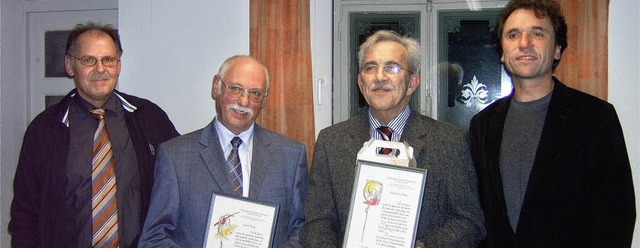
217 55 270 93
357 30 421 74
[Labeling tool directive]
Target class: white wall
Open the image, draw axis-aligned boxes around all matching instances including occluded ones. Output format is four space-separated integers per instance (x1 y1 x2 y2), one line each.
610 0 640 246
1 2 34 247
119 0 334 136
118 0 250 134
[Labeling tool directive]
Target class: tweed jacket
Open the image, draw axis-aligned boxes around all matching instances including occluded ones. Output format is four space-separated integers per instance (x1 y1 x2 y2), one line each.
302 109 486 247
469 78 635 247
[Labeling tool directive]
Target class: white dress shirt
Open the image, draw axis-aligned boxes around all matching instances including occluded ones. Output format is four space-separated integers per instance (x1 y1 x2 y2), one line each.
214 117 254 197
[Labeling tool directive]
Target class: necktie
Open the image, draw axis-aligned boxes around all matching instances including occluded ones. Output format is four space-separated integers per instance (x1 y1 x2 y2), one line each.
227 137 243 195
90 108 119 247
377 126 393 155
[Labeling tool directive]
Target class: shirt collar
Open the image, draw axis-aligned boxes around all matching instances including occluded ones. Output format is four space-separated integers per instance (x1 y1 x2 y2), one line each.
213 116 255 150
367 106 410 141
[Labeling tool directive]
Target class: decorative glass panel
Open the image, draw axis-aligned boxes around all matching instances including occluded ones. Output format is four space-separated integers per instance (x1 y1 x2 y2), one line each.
349 12 420 117
437 10 511 129
45 30 71 77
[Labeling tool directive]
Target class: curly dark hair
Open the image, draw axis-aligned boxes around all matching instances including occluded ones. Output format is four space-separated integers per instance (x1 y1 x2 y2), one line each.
495 0 568 70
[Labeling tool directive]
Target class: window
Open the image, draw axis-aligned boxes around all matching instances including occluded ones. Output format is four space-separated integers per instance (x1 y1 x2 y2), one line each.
348 12 421 117
334 1 510 128
437 10 511 129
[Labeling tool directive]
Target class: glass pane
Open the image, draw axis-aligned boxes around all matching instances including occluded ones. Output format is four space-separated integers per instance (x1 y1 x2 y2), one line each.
437 10 511 129
45 30 71 77
45 95 66 108
349 12 421 117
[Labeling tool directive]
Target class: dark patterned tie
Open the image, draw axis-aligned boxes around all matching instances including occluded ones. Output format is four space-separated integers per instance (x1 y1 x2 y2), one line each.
90 108 119 247
377 126 393 155
227 137 243 195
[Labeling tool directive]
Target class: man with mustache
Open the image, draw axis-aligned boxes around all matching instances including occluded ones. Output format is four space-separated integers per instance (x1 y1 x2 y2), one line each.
302 30 486 247
138 55 307 247
9 22 179 247
469 0 635 246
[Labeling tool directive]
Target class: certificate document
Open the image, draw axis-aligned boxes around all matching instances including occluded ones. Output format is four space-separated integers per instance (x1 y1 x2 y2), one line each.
203 193 279 248
343 161 428 248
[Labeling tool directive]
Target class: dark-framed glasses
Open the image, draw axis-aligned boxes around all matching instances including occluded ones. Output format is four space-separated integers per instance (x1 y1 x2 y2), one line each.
69 55 120 67
362 63 414 75
219 77 268 102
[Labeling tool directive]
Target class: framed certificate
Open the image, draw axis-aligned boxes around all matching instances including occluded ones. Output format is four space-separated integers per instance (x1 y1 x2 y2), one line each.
203 193 279 248
343 161 428 248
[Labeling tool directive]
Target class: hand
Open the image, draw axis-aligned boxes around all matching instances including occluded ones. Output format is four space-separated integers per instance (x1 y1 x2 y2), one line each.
416 240 426 248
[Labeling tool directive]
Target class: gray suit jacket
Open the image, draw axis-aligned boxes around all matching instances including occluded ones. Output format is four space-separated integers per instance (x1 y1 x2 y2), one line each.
138 121 307 247
302 109 485 247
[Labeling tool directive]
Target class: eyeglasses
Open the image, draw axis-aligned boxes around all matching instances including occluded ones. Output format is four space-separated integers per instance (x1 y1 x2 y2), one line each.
69 55 120 67
362 63 414 75
219 77 268 102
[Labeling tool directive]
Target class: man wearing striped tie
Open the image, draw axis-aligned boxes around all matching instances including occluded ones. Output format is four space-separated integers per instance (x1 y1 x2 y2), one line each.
138 55 308 247
9 22 179 247
302 30 486 247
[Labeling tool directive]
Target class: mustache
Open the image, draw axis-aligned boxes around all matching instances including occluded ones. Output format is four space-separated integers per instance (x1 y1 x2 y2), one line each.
229 103 254 115
370 81 394 91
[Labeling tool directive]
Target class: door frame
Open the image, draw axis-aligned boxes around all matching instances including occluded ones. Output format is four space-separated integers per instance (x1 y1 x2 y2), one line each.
333 3 428 123
0 1 117 247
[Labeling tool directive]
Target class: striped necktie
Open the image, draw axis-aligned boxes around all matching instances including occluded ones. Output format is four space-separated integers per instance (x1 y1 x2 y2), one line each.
377 126 393 155
90 108 119 247
227 137 243 195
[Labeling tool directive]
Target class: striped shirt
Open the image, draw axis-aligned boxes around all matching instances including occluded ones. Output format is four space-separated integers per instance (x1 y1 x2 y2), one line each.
367 106 411 141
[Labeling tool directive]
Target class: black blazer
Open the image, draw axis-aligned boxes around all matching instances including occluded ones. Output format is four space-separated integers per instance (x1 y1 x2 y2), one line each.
469 78 635 247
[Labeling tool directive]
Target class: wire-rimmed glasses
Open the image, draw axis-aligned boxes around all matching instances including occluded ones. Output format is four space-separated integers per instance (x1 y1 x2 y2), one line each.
69 55 120 67
219 77 268 102
362 63 414 75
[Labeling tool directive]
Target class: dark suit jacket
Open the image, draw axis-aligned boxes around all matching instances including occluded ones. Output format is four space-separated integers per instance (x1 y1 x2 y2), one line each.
469 78 635 247
138 121 307 248
302 109 486 247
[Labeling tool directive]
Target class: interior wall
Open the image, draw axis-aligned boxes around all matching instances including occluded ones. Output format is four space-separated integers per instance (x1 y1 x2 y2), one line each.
118 0 250 134
609 0 640 245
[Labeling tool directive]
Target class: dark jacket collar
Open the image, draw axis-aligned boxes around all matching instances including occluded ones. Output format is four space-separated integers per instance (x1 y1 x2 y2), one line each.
54 89 141 127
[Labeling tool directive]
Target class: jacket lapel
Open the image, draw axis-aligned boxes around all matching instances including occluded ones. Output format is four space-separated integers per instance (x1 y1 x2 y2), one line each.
348 114 372 158
522 79 570 204
199 122 236 194
400 111 428 163
486 98 511 213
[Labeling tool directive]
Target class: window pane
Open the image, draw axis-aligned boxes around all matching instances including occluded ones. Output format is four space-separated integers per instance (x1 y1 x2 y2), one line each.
45 30 71 77
437 10 510 129
349 12 421 117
